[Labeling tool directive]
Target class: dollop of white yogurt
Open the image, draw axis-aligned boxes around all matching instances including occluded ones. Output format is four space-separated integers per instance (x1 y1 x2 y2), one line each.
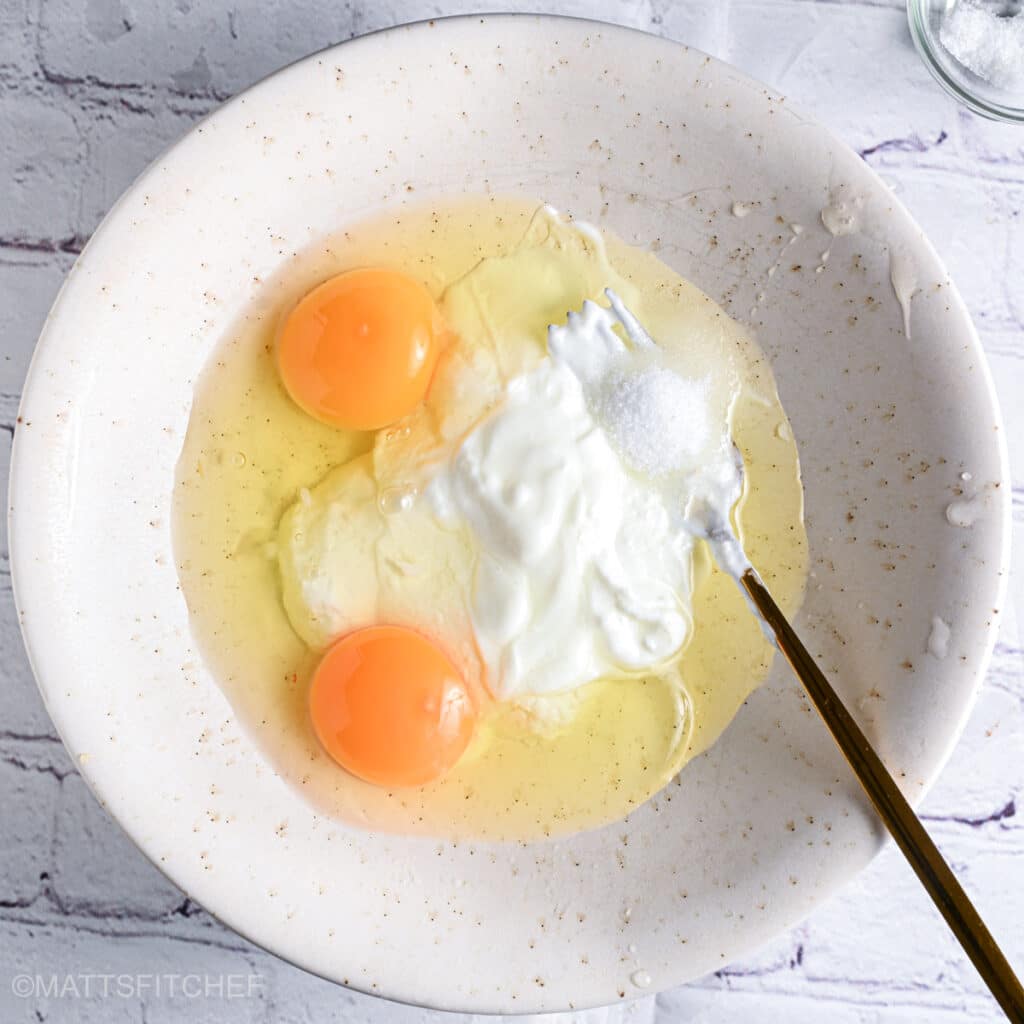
430 290 744 701
429 358 693 700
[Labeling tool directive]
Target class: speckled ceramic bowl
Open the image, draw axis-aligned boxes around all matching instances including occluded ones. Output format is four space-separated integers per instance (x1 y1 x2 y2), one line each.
9 15 1010 1014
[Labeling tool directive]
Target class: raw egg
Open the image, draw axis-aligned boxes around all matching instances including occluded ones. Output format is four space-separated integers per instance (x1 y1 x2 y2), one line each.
278 267 442 431
174 198 808 839
309 625 477 788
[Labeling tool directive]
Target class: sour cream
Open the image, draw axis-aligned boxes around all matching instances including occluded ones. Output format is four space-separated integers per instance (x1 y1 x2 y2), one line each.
429 358 693 699
428 291 743 701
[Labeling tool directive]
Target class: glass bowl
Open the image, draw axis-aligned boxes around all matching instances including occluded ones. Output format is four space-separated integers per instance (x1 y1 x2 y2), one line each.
908 0 1024 123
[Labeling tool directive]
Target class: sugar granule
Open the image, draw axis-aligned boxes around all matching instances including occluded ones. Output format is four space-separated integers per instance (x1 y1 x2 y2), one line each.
940 0 1024 92
598 366 710 476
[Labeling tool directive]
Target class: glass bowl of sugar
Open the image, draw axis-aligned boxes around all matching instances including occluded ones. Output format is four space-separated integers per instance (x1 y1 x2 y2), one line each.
908 0 1024 122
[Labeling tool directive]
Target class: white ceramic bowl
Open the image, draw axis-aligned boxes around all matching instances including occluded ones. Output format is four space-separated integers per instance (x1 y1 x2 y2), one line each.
9 15 1009 1014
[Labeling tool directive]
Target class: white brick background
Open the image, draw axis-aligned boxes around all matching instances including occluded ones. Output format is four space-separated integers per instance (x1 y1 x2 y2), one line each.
2 1 1023 1021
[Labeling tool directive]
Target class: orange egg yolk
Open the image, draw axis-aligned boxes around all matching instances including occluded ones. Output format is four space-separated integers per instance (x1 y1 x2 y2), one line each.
309 625 477 788
278 268 443 431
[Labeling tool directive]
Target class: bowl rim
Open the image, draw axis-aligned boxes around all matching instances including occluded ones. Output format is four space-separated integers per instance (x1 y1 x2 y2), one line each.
8 10 1013 1013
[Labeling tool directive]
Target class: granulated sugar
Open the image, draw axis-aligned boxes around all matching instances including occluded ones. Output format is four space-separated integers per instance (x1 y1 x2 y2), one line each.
599 365 710 476
940 0 1024 91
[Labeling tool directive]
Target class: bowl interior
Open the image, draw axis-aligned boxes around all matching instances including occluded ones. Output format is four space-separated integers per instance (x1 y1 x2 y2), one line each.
9 15 1008 1013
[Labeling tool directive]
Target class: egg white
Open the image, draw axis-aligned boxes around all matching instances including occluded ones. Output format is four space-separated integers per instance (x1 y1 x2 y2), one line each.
176 199 807 839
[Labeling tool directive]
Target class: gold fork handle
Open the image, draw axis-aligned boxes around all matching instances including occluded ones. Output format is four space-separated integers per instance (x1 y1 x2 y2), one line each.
741 569 1024 1023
